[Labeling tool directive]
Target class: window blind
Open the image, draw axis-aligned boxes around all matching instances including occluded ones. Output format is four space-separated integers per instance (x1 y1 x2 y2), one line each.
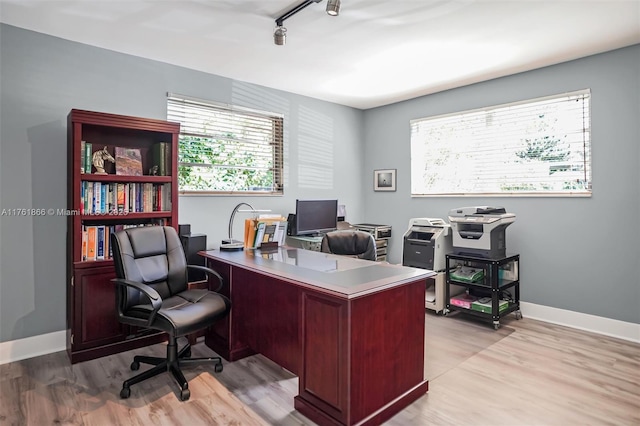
410 89 591 196
167 94 284 194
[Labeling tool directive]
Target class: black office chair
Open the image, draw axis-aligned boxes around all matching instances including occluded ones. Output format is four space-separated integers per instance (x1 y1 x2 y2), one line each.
110 225 230 401
320 230 377 261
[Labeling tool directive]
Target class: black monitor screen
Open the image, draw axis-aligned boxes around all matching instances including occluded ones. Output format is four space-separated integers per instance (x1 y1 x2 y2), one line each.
295 199 338 236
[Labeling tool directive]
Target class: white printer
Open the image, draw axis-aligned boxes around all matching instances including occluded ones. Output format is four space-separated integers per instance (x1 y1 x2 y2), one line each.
402 218 452 272
448 206 515 258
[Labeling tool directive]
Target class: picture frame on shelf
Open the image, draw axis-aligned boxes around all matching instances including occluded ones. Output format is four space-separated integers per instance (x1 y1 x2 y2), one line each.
115 147 143 176
374 169 396 192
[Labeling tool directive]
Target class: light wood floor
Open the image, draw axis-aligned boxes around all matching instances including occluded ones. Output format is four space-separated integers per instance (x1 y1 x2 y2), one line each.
1 312 639 425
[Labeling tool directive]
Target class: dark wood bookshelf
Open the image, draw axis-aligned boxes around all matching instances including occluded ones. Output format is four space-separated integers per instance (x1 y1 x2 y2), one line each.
66 109 180 364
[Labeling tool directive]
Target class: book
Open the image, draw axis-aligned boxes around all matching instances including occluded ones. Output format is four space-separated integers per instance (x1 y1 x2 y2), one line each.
115 147 143 176
152 142 170 176
93 182 101 214
117 183 125 212
80 141 86 174
81 226 88 261
86 226 97 261
84 142 92 174
96 226 105 260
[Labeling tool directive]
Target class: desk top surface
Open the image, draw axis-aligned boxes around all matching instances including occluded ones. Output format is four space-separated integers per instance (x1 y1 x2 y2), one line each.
201 246 434 298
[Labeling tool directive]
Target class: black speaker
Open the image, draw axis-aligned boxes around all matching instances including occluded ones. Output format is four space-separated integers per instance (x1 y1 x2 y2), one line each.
178 224 191 237
287 213 297 236
180 233 207 282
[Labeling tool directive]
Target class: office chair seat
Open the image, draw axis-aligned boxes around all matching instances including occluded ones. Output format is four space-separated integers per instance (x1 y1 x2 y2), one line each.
111 226 231 401
321 230 377 261
125 289 228 336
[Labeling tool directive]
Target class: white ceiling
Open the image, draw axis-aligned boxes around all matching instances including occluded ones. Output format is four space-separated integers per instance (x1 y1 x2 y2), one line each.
1 0 639 109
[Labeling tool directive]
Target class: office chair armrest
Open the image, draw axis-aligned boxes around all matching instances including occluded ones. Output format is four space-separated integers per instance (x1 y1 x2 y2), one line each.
112 278 163 326
187 264 225 293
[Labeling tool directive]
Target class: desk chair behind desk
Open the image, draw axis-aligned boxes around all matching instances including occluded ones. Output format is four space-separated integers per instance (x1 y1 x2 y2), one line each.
320 229 377 261
110 226 231 401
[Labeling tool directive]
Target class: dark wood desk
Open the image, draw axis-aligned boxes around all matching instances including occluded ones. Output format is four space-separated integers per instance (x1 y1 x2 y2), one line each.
200 247 434 426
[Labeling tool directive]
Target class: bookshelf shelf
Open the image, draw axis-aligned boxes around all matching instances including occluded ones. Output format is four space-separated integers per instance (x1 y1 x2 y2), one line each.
73 258 114 268
66 109 180 363
80 211 172 221
81 174 172 183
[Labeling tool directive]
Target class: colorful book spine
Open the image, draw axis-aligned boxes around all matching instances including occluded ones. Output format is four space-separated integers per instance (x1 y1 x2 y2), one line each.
96 226 105 260
80 141 86 174
84 142 92 174
81 225 88 261
86 226 97 261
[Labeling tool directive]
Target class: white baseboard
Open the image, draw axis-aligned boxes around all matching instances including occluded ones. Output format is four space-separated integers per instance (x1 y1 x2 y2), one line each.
520 302 640 343
0 330 66 365
1 304 638 365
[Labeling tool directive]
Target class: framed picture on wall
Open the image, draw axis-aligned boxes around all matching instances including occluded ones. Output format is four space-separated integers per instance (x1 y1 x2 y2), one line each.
374 169 396 192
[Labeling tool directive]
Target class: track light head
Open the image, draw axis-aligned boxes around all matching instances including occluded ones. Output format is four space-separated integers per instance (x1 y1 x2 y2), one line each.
326 0 340 16
274 26 287 45
274 0 340 45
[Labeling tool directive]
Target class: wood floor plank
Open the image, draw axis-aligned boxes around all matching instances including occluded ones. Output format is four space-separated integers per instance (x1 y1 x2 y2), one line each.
1 314 639 425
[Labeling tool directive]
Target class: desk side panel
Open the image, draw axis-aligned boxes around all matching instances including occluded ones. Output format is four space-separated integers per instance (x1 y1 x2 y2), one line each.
205 259 254 361
350 279 427 424
298 293 349 421
234 267 302 375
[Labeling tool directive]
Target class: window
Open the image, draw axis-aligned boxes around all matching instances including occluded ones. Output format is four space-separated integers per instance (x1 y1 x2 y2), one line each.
410 89 591 196
167 93 284 194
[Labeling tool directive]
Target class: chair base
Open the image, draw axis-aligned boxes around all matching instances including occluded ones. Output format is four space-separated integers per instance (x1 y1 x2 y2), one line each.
120 337 223 401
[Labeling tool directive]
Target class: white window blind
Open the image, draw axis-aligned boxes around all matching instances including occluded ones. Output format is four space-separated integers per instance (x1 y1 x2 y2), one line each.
167 94 284 194
410 89 591 196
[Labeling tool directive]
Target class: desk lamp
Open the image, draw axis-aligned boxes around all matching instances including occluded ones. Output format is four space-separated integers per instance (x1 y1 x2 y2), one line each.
220 202 269 251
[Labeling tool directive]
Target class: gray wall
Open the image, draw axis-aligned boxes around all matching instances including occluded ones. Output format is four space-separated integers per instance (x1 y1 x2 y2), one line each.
363 44 640 324
1 23 638 345
0 24 365 343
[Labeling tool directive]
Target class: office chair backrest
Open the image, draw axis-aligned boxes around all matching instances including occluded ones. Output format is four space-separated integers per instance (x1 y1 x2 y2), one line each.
111 226 188 309
321 230 377 261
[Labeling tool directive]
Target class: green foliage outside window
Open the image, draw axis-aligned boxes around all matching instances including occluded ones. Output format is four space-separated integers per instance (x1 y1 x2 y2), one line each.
178 135 275 192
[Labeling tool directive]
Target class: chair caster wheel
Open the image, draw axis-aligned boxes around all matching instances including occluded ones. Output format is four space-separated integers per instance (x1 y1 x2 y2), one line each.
120 387 131 399
130 361 140 371
183 349 191 358
214 362 223 373
180 389 190 401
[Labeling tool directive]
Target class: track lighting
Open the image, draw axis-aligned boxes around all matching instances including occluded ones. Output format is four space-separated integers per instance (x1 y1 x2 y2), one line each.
274 0 340 45
274 26 287 45
326 0 341 16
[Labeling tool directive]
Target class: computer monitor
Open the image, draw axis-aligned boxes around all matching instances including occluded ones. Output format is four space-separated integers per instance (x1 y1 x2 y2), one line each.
295 199 338 236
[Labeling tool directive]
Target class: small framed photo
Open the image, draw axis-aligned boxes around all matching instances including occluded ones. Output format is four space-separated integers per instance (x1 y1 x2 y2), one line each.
374 169 396 192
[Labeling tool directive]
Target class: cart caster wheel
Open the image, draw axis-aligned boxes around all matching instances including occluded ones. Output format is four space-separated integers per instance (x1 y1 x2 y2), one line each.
120 387 131 399
214 362 223 373
493 323 500 330
180 389 190 401
516 311 523 320
130 361 140 371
